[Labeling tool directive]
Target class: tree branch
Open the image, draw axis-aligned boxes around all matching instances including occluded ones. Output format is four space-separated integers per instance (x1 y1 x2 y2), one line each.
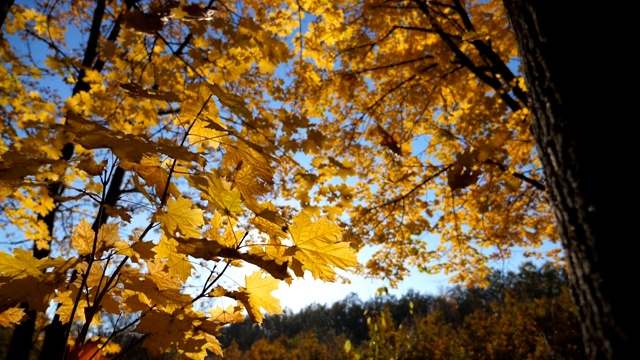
450 0 527 104
365 164 452 215
413 0 522 112
484 159 545 191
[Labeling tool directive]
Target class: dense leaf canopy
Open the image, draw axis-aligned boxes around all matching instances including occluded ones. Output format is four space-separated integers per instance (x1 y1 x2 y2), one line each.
0 0 560 358
272 0 558 285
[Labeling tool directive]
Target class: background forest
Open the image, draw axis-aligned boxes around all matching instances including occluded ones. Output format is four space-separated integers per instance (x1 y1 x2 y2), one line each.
217 262 584 360
1 262 584 359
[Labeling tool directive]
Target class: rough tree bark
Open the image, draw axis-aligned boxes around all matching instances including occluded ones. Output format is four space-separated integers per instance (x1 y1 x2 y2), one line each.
503 1 635 359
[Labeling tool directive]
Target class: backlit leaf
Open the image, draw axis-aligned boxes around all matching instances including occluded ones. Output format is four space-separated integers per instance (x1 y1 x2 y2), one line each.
0 307 26 328
154 197 204 238
230 271 282 324
285 211 358 281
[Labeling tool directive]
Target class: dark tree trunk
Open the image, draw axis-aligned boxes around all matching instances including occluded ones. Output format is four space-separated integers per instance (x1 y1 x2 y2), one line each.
5 307 36 360
0 0 14 29
503 1 636 359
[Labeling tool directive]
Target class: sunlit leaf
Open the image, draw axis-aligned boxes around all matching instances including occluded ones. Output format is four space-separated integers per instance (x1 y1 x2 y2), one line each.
0 307 26 328
154 197 204 238
285 211 358 281
228 271 282 324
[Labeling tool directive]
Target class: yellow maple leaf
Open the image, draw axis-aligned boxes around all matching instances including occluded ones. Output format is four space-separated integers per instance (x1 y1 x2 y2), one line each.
189 173 244 215
121 155 180 200
208 305 245 324
65 91 92 115
135 309 205 355
153 235 192 282
80 261 105 287
121 289 151 313
285 211 359 281
55 290 88 323
146 259 183 290
115 240 155 261
201 332 223 357
204 211 238 248
0 307 26 328
154 196 204 238
176 237 290 280
184 116 225 151
83 69 103 84
70 220 119 256
258 58 276 74
76 155 107 176
121 272 190 309
248 243 290 266
0 248 43 278
240 271 282 324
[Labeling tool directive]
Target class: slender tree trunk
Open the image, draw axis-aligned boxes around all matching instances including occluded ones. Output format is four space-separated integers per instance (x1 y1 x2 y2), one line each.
5 307 36 360
3 4 38 358
5 0 120 358
503 1 635 359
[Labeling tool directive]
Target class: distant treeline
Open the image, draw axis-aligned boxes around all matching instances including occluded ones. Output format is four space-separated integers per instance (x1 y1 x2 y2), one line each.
217 262 585 359
0 262 584 359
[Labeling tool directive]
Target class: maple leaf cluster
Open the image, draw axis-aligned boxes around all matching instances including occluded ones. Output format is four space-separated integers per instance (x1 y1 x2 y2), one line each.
0 1 358 358
1 0 569 357
265 0 560 286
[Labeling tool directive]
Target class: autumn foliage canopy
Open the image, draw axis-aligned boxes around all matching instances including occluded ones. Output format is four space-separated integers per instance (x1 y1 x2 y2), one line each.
1 0 559 358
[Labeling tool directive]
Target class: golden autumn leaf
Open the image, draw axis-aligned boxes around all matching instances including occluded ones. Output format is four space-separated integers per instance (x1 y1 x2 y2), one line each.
121 154 180 200
120 82 181 102
207 305 245 324
103 205 132 223
135 309 206 355
189 172 244 215
474 130 511 163
70 220 119 256
447 163 481 190
285 211 358 281
0 248 43 278
121 273 190 309
376 124 402 156
55 289 88 323
166 254 193 282
0 307 26 328
199 333 224 357
65 115 203 166
80 261 105 287
146 259 185 290
0 0 569 357
154 196 204 238
0 276 52 312
504 176 521 191
230 271 283 324
0 149 60 181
